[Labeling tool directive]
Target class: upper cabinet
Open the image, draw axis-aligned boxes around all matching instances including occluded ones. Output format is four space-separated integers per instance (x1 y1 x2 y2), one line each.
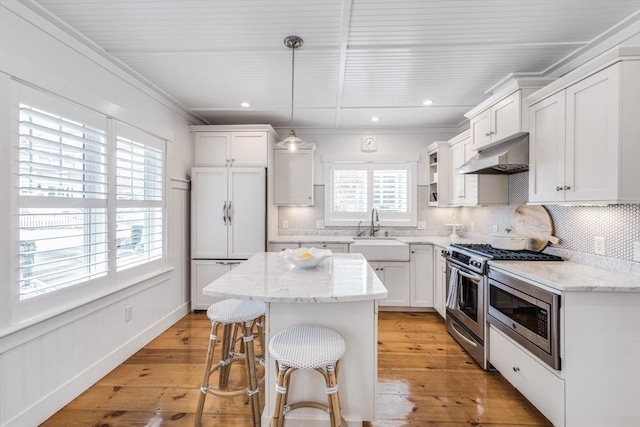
465 78 553 153
448 130 508 206
191 125 279 167
426 141 450 207
527 47 640 205
274 147 315 206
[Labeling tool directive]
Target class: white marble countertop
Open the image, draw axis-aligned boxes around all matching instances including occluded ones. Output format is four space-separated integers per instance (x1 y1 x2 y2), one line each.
489 260 640 293
202 252 388 303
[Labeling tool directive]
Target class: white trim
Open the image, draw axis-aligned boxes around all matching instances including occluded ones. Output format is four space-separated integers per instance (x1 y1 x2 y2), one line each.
2 301 190 427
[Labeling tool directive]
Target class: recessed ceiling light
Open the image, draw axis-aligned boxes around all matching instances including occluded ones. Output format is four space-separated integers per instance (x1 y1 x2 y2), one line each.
422 99 434 106
240 102 251 108
371 116 379 122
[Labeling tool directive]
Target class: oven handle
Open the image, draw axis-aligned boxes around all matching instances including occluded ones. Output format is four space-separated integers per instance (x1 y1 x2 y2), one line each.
458 269 482 283
450 321 478 348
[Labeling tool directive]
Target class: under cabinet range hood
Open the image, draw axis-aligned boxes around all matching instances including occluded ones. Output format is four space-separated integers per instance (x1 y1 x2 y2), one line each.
456 133 529 175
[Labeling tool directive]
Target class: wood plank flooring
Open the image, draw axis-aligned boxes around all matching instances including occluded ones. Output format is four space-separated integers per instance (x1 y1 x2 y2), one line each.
41 311 551 426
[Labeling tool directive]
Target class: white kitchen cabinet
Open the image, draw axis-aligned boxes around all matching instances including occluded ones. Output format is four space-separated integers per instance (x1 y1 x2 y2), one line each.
469 91 522 152
268 243 299 252
528 55 640 204
372 262 411 307
488 263 640 427
449 131 508 206
433 246 447 318
305 242 348 253
465 78 551 153
409 245 434 307
191 125 277 167
426 141 451 207
490 326 565 426
191 259 243 310
274 148 314 205
191 167 266 259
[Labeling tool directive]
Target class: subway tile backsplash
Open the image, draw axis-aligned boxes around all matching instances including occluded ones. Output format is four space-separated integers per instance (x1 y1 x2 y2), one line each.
278 172 640 262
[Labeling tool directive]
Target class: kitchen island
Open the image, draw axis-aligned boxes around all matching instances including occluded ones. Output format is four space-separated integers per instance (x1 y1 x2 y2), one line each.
203 252 388 427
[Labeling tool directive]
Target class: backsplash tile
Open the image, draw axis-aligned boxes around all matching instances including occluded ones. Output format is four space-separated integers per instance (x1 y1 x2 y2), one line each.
278 172 640 262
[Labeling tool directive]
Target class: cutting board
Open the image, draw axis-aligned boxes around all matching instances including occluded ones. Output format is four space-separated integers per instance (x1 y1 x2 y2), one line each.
510 204 560 252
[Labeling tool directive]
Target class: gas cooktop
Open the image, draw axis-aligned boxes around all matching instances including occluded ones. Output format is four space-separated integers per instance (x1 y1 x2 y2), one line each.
450 243 563 261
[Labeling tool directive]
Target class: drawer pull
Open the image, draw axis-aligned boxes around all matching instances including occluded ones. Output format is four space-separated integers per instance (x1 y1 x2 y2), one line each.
513 366 520 372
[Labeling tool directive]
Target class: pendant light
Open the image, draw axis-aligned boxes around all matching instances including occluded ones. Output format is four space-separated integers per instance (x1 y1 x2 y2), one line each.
278 35 304 152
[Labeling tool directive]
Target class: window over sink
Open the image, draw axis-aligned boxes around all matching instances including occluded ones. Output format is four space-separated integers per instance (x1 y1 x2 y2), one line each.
324 158 417 227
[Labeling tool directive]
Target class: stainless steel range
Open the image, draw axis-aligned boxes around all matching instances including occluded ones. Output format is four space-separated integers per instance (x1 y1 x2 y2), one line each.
441 243 562 370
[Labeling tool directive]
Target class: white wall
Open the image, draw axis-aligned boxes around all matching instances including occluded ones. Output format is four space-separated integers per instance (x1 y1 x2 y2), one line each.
0 2 198 425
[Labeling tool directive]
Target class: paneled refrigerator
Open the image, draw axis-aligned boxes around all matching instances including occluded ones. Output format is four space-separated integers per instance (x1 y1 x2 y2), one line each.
190 167 266 310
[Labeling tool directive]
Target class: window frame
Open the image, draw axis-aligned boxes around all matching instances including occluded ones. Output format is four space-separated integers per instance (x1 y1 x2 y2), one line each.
8 83 168 327
324 160 417 227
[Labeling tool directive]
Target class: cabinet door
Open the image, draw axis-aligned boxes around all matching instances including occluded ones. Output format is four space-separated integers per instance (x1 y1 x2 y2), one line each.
565 65 619 202
268 243 299 252
410 245 434 307
228 168 266 258
305 243 348 253
274 150 314 205
529 92 566 203
191 260 235 310
433 252 447 318
378 262 411 307
491 91 522 144
191 168 228 259
449 142 465 205
470 109 492 152
194 132 231 166
230 131 267 167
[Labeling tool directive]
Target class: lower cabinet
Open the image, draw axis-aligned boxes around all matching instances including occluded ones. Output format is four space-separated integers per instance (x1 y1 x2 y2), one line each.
371 262 411 307
191 260 243 310
490 326 565 426
433 246 447 318
268 242 349 253
410 245 434 307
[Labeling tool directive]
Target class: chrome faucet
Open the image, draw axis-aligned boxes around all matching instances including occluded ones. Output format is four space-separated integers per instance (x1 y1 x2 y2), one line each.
370 208 380 236
356 220 365 237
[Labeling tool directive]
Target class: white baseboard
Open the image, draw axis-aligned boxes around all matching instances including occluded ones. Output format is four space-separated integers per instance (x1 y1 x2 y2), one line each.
3 302 190 427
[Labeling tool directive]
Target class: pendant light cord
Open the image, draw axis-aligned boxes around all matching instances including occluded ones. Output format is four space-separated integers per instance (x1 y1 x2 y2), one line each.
290 42 295 130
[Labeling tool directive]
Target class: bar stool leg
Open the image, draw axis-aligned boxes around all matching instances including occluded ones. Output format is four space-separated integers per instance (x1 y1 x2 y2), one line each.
195 321 221 427
271 363 289 427
240 320 261 427
218 323 234 389
326 363 343 427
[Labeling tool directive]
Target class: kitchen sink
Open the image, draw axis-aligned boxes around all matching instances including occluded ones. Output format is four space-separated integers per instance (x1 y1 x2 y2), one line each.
349 238 410 262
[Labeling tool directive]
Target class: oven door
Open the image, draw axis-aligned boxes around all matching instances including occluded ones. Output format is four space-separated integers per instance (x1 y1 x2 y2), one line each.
446 261 485 341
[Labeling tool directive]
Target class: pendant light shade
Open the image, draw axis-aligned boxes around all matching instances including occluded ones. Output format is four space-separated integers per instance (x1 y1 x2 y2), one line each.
278 35 304 152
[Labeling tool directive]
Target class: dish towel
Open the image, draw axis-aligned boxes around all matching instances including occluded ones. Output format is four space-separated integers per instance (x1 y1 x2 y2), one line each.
446 266 460 310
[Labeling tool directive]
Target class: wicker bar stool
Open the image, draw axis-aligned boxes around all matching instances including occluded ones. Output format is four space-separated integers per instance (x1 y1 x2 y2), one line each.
268 325 347 427
195 299 266 427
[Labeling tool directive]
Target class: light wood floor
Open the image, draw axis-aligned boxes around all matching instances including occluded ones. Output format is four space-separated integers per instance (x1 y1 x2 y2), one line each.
42 311 551 426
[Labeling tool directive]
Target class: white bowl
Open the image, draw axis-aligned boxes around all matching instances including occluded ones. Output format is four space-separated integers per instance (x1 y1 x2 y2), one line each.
280 247 333 269
489 232 528 250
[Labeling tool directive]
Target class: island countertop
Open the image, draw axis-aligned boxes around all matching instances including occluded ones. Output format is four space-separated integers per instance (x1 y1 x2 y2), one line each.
202 252 388 303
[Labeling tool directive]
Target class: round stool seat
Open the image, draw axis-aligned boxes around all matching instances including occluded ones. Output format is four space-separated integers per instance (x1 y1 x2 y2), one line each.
206 299 265 324
269 325 346 370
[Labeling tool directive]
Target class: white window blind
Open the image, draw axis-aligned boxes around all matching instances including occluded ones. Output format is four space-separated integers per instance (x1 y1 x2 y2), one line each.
115 124 164 272
19 104 108 299
373 169 408 212
332 169 368 213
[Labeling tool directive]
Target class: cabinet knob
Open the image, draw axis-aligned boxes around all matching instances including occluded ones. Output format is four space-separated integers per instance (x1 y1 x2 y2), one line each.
512 366 520 372
564 185 571 190
485 131 495 136
556 186 563 191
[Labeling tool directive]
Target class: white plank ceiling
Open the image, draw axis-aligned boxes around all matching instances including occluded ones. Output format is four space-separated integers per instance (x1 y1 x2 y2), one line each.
29 0 640 129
